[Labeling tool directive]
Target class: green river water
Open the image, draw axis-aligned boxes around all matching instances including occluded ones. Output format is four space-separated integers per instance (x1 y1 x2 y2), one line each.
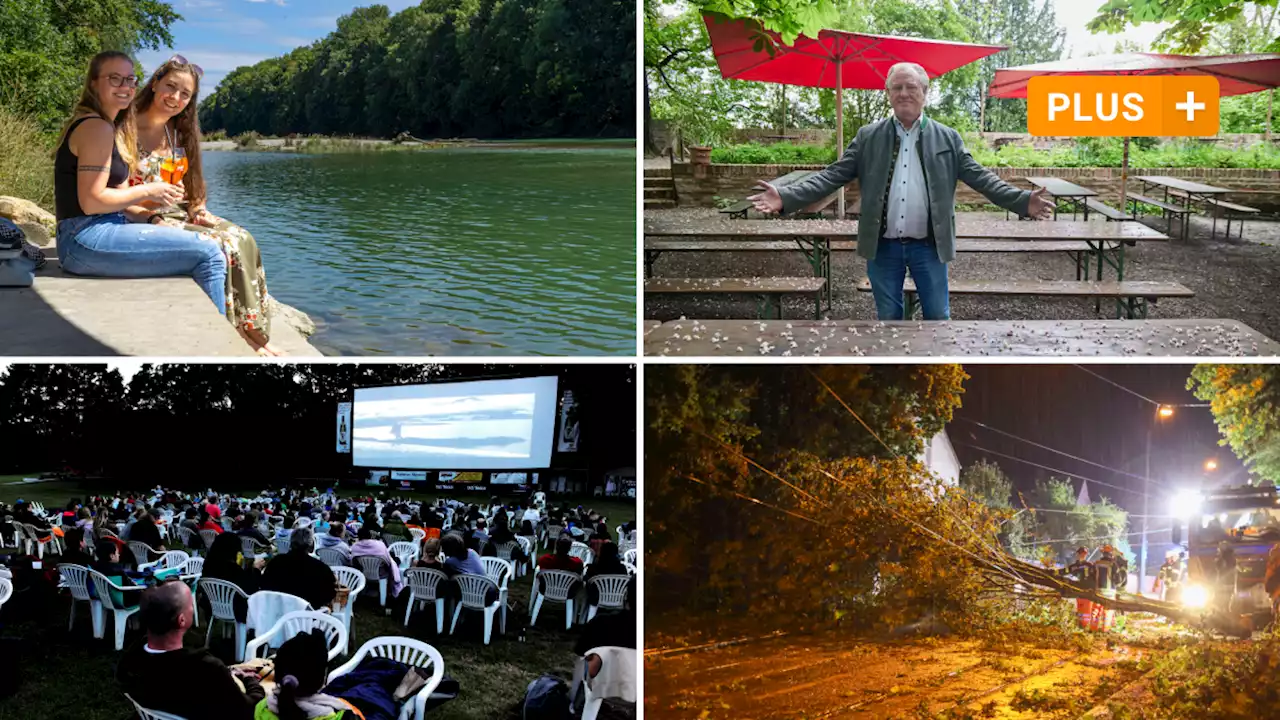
202 145 635 355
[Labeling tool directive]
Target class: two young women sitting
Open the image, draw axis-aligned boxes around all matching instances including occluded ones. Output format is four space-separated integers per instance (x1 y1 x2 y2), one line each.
54 51 280 355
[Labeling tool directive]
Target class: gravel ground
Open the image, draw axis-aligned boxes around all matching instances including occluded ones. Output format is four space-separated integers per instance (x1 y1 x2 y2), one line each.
644 208 1280 339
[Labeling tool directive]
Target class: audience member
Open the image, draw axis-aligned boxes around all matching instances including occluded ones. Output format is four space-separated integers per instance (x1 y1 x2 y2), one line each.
260 527 338 610
203 531 264 621
117 580 264 720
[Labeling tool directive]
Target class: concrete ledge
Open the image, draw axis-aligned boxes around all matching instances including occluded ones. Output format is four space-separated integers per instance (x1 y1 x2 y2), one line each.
1 266 323 357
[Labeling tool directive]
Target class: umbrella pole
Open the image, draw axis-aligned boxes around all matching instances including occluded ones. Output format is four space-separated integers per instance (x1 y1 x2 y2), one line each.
1120 136 1129 211
1268 89 1273 141
836 62 845 219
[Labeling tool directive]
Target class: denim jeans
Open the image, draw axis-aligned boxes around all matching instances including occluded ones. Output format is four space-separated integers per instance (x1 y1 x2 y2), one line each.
56 212 227 312
865 237 950 320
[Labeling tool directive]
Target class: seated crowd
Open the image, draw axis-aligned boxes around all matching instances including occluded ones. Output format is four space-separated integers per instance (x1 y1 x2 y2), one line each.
0 485 639 720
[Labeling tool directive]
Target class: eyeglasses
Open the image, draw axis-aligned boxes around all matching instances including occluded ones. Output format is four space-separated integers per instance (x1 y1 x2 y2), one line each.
106 73 139 89
168 54 204 79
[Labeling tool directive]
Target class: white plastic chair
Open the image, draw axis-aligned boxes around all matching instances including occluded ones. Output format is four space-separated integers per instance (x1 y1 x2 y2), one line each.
58 563 94 632
21 524 47 558
531 569 580 630
355 555 391 610
572 646 637 720
586 575 630 621
199 578 249 662
128 541 162 567
330 637 444 720
275 531 292 555
88 568 143 650
388 541 420 570
402 568 449 634
124 693 189 720
173 526 200 555
450 573 502 645
622 549 638 567
0 577 11 610
240 536 270 568
198 529 219 549
544 524 564 551
178 557 205 625
318 547 348 567
243 610 347 661
515 536 534 577
409 527 426 545
331 566 366 655
569 541 594 570
153 550 191 573
480 557 513 635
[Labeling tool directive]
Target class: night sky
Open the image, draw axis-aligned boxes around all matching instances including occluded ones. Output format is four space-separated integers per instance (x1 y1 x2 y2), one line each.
950 364 1246 520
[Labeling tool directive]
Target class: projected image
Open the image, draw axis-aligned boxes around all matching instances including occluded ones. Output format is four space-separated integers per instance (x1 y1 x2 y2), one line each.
353 377 558 469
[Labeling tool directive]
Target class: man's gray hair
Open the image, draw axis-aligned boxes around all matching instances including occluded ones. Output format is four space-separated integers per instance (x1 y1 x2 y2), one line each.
291 526 315 554
885 62 930 92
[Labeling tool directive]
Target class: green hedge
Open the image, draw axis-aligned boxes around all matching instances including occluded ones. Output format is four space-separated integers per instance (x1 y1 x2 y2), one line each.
710 142 836 164
709 137 1280 170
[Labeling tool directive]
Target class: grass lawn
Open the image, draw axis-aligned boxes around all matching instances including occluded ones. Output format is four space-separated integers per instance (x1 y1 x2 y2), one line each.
0 480 637 720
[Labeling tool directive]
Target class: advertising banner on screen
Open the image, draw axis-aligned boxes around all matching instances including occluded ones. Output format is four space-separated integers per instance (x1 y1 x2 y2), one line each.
435 471 485 492
365 470 389 487
557 390 580 452
391 470 428 481
337 402 352 453
491 472 528 485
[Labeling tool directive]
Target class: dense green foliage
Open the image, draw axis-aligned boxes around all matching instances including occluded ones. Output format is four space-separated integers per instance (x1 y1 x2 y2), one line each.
646 364 992 630
1189 364 1280 485
200 1 635 139
0 109 54 208
707 136 1280 168
648 0 1279 147
1089 0 1280 54
710 141 836 163
0 0 178 132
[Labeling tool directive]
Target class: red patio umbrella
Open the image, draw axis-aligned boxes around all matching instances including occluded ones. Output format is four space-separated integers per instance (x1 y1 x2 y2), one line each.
705 15 1005 215
989 52 1280 208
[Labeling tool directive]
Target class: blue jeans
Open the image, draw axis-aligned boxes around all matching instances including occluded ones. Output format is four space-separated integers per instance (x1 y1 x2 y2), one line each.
57 213 227 312
865 237 950 320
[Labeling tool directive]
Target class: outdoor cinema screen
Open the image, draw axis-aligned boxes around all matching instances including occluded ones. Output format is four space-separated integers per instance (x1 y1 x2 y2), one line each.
352 376 559 470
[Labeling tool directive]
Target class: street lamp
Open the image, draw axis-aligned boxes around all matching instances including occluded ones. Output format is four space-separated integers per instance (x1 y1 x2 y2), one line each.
1142 404 1174 596
1205 459 1218 472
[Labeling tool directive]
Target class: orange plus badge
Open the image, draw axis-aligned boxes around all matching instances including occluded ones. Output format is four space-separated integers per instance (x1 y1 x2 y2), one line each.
1027 76 1219 137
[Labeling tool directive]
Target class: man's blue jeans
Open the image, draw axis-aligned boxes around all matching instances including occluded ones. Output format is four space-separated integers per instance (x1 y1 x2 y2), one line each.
865 237 950 320
57 213 227 313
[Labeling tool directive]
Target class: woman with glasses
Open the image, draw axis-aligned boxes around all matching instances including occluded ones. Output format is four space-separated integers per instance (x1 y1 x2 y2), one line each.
129 55 282 356
52 51 227 316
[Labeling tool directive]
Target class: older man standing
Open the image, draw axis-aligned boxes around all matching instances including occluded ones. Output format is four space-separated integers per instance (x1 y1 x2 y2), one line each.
749 62 1054 320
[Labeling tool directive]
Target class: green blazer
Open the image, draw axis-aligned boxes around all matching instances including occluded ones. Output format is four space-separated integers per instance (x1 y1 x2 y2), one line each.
777 115 1031 263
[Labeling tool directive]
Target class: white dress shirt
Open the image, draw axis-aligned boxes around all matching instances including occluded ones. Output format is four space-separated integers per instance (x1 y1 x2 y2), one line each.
883 113 929 240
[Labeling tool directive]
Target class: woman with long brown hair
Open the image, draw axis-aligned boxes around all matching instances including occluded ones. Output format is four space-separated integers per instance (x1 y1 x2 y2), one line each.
53 51 227 313
129 55 281 356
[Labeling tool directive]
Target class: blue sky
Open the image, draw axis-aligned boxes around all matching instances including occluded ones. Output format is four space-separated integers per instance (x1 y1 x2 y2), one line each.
137 0 422 92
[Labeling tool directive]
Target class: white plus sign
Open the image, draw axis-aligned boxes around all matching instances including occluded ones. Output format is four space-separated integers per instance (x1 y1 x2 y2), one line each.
1175 91 1206 122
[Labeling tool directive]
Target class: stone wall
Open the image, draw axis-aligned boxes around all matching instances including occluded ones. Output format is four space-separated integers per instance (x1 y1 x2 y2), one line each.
669 163 1280 212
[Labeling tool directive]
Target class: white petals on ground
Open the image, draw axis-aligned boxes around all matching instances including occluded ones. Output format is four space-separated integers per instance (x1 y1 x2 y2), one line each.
646 320 1276 357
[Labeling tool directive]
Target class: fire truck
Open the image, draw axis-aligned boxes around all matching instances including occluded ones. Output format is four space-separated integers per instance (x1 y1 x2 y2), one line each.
1172 484 1280 628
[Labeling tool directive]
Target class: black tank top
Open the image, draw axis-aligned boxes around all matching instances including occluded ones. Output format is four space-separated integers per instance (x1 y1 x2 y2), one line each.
55 116 130 223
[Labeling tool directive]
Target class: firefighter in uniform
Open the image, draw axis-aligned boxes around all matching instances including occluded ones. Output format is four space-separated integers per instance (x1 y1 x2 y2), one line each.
1154 550 1183 605
1063 546 1095 629
1214 541 1238 614
1091 545 1124 631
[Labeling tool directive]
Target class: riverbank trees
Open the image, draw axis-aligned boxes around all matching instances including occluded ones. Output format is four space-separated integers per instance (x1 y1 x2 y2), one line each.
199 0 635 139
